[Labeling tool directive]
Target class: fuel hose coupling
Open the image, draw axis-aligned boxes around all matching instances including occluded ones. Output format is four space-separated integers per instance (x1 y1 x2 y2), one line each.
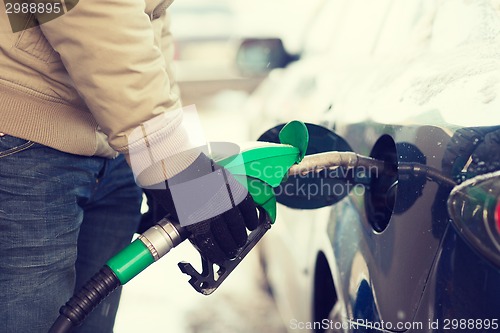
139 218 186 261
106 217 187 285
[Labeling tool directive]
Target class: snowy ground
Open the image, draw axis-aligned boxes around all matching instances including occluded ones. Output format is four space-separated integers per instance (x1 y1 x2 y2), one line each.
115 94 288 333
115 241 286 333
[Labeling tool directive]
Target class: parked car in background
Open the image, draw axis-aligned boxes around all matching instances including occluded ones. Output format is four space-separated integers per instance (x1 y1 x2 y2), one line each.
169 0 322 108
239 0 500 332
168 0 260 108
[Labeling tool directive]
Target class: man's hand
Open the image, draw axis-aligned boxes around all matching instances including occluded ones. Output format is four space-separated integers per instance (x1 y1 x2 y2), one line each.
146 153 259 264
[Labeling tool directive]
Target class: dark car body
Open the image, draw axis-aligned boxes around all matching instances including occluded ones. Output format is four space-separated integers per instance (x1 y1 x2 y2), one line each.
242 0 500 332
322 124 500 333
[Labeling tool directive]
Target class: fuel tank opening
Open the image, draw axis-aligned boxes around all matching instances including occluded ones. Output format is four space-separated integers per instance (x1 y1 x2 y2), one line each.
365 135 398 232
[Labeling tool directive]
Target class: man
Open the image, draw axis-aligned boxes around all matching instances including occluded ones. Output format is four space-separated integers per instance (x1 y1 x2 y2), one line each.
0 0 258 332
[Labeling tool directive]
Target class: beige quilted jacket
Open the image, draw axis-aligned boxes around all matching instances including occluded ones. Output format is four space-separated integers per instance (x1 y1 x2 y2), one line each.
0 0 194 184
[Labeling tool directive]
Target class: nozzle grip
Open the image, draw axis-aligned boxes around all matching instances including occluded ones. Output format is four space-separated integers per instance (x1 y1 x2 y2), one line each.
178 207 271 295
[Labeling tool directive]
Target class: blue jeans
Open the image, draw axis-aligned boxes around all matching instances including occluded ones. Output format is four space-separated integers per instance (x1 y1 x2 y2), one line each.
0 135 143 333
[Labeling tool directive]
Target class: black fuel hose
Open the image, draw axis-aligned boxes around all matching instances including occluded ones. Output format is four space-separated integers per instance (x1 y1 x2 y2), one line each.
398 162 456 187
48 266 120 333
49 218 186 333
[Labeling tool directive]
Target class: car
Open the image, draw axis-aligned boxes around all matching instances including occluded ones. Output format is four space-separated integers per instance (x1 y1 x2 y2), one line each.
167 0 323 125
237 0 500 332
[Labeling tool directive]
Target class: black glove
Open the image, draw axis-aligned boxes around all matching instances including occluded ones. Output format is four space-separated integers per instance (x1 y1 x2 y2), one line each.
146 153 259 264
469 127 500 175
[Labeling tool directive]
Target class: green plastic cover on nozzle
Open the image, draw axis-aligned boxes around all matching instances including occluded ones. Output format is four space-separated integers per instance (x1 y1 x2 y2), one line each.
217 121 309 222
106 121 308 285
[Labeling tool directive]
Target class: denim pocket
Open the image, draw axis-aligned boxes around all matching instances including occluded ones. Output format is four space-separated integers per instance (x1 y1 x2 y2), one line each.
0 135 35 158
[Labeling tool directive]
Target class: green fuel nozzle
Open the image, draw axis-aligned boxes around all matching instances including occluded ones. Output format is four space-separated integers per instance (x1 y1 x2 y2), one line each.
217 120 309 222
48 121 310 333
109 120 309 285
